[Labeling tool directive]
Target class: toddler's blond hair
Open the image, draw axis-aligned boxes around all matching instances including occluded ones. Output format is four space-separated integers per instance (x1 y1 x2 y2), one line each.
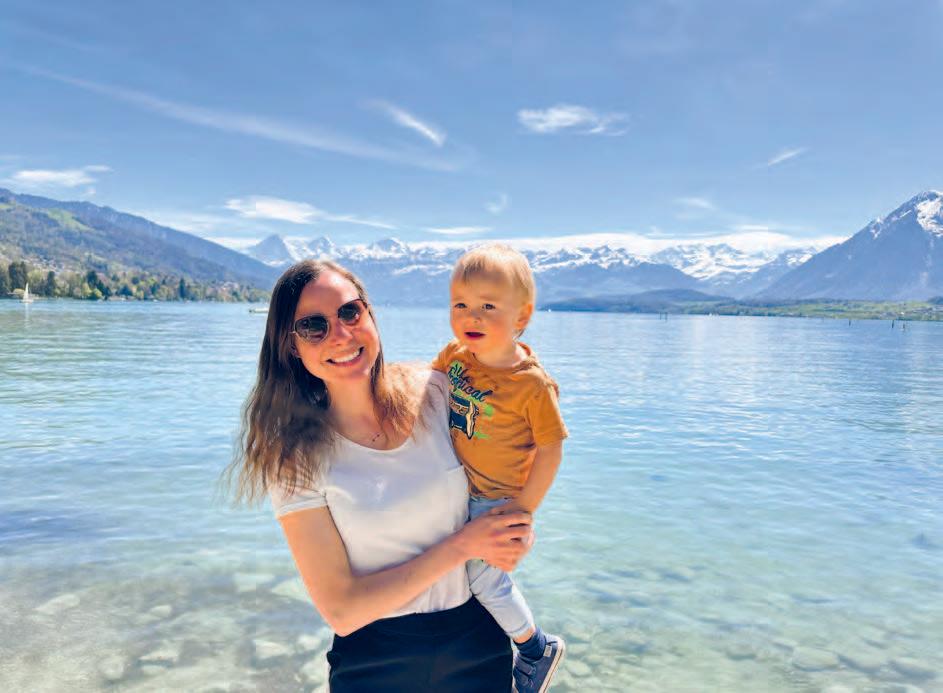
451 243 536 306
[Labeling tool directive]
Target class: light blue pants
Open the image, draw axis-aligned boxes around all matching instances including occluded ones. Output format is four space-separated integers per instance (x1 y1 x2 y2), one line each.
467 496 536 640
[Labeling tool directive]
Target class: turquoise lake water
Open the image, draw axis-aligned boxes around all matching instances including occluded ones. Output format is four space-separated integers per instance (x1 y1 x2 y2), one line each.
1 300 941 692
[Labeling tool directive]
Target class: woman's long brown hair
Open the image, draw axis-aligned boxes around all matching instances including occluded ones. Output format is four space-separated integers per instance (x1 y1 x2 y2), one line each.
227 259 423 504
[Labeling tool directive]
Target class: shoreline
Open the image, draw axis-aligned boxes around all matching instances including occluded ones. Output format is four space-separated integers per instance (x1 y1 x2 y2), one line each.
542 299 943 322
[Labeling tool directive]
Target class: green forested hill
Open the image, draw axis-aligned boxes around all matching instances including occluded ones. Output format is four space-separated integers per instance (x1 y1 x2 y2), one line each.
0 188 278 291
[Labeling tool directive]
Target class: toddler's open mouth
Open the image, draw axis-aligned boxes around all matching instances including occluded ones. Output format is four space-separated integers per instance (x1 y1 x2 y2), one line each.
464 331 485 340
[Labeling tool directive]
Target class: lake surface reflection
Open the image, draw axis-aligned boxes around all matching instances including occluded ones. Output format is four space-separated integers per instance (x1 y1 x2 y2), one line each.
1 301 941 691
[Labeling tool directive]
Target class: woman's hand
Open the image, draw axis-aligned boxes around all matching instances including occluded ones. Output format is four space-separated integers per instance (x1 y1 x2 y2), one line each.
454 511 534 571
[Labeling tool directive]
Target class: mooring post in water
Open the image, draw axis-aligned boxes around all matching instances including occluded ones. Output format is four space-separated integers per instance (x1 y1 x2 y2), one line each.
891 320 895 329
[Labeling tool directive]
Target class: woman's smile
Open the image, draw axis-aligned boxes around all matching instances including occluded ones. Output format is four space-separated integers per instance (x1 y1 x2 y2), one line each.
327 346 365 366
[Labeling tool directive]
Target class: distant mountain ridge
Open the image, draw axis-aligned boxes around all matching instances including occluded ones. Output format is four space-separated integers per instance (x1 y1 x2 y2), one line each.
3 188 940 304
761 190 943 300
243 233 826 305
0 188 278 289
244 234 702 305
243 191 943 304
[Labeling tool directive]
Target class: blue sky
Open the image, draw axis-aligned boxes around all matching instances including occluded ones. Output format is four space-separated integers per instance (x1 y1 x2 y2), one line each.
1 0 942 251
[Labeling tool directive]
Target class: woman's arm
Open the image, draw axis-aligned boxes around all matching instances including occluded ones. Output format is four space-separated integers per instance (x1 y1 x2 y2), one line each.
279 506 533 636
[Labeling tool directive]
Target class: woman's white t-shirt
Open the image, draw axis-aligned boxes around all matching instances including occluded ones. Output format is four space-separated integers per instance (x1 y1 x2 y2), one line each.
269 370 472 618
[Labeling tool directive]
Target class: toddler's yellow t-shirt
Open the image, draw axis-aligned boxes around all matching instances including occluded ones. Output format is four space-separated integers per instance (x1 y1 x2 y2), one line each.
432 340 568 499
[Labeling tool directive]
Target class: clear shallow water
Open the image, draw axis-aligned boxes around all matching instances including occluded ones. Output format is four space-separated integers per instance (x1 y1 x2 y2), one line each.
1 300 941 692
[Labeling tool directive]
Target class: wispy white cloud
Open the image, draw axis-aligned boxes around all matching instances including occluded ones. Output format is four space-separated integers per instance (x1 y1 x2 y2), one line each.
4 164 112 190
518 103 628 135
675 196 716 212
485 193 510 215
765 147 808 167
425 226 490 236
370 100 446 147
19 66 462 171
225 195 397 229
129 208 258 235
1 19 106 53
226 196 321 224
673 195 719 221
203 236 261 250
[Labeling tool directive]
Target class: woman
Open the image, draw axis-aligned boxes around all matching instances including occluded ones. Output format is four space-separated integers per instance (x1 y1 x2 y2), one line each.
230 260 534 692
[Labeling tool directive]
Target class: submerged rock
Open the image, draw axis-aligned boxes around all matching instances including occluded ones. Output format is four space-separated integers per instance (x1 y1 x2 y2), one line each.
623 591 654 607
97 654 129 682
661 566 696 582
253 639 292 662
35 593 80 615
791 647 840 671
859 626 889 647
301 658 328 685
772 637 799 650
149 604 173 619
725 643 756 661
791 590 833 604
565 659 592 678
620 631 650 653
838 648 886 673
233 572 275 593
564 626 595 644
271 578 310 603
890 658 937 680
297 631 329 653
139 641 182 666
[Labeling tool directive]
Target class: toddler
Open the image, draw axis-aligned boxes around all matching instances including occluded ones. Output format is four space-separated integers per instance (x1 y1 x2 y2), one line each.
432 244 568 693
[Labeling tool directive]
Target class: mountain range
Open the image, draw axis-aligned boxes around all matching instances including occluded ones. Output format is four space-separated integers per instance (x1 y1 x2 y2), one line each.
2 188 940 304
242 190 943 304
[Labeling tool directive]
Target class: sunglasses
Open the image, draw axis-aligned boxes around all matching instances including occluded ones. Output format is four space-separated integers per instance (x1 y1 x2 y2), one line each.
291 298 369 345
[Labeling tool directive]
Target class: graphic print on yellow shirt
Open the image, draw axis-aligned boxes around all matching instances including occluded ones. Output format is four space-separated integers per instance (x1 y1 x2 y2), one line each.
432 340 568 499
446 360 493 441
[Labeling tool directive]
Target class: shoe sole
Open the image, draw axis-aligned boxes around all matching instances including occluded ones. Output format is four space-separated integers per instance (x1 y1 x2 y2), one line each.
511 638 568 693
537 638 566 693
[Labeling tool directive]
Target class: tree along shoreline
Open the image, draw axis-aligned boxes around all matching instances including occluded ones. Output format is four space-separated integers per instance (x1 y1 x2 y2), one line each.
1 259 270 303
543 298 943 321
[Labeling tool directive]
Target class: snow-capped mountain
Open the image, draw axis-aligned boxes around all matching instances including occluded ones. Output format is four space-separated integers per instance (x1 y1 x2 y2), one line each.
650 243 823 297
246 236 699 305
244 229 842 304
761 190 943 300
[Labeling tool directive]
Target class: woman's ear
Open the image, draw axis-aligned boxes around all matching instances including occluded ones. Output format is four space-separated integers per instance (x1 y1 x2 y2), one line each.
288 334 300 358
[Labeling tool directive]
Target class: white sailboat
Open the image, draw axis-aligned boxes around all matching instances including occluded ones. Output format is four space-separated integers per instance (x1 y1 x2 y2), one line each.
22 282 34 303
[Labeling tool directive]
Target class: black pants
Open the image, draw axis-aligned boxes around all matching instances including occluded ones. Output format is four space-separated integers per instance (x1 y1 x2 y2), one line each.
326 597 512 693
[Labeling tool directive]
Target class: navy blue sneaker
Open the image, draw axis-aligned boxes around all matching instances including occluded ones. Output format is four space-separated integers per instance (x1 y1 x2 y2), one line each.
512 633 566 693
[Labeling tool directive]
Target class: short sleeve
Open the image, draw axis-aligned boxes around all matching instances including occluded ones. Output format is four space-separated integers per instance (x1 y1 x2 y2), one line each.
431 340 458 373
269 479 327 518
524 380 568 447
426 370 452 416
